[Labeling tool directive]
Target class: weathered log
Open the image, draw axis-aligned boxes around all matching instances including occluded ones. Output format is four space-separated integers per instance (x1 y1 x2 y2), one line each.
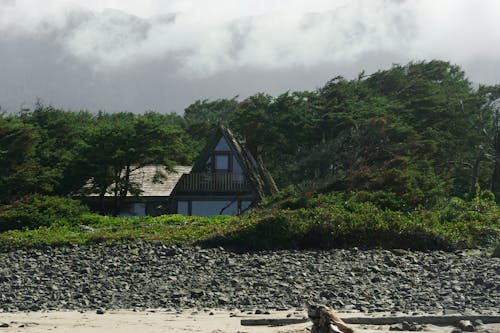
240 314 500 327
342 315 500 326
240 318 309 326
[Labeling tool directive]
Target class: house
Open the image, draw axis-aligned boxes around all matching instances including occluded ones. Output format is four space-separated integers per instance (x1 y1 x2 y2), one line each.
80 165 192 216
80 125 277 217
169 125 278 216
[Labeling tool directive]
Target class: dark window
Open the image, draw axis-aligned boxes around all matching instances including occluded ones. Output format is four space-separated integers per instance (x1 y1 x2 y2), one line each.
213 154 230 172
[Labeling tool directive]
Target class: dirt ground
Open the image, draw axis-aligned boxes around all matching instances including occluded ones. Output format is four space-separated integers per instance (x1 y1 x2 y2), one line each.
0 310 498 333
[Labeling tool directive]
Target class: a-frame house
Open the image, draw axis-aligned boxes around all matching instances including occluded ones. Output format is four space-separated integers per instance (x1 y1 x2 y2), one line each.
169 125 278 216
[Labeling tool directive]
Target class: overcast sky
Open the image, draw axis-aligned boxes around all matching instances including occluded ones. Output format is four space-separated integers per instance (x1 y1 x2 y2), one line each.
1 0 499 114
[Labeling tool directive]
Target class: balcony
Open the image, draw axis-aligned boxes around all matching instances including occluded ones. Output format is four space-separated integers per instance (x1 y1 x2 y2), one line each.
175 172 251 193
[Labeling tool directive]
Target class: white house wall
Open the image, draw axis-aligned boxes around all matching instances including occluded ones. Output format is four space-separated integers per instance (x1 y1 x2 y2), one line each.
192 200 238 216
176 200 253 216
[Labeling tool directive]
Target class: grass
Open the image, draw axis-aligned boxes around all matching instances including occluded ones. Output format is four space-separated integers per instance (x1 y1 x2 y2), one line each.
0 214 239 251
0 192 499 252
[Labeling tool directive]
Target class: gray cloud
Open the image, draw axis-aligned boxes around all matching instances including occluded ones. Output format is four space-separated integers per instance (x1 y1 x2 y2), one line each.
0 0 499 114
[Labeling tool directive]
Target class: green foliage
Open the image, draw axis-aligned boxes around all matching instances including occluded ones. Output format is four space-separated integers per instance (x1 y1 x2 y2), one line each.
0 190 498 252
2 59 500 253
0 212 237 251
222 60 496 204
206 191 499 251
0 116 54 201
0 195 89 231
2 106 197 206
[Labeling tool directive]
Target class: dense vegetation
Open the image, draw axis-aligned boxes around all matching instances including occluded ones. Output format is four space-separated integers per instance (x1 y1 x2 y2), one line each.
1 60 500 250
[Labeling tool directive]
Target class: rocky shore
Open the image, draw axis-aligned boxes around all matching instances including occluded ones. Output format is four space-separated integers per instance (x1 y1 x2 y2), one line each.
0 244 498 313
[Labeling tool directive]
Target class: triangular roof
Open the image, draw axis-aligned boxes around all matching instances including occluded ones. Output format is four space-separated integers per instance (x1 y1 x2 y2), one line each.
82 165 192 197
191 124 278 201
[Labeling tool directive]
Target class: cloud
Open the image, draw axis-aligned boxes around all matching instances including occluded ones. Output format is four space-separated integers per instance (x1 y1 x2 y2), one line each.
55 0 418 75
0 0 499 78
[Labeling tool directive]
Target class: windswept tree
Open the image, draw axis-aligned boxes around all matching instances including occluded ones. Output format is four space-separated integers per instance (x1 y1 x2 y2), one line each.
19 104 95 195
81 112 193 215
0 117 45 202
478 84 500 199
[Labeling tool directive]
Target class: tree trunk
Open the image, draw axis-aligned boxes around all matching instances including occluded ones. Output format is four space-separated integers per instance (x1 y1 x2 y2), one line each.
98 186 106 215
470 152 482 196
491 131 500 200
112 168 121 216
119 164 131 212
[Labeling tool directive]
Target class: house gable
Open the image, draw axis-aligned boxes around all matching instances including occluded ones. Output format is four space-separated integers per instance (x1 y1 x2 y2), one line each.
170 124 278 216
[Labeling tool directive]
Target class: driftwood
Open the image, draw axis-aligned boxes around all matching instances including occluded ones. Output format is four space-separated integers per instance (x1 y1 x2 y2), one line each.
240 318 309 326
308 304 354 333
240 309 500 328
342 315 500 326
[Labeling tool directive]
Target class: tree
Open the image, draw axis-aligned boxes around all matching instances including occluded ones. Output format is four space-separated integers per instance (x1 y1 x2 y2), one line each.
81 112 192 215
0 117 45 202
478 84 500 199
18 104 95 195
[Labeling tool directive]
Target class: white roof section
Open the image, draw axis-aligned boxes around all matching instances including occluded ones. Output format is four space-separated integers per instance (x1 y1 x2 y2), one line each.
131 165 192 197
84 165 192 197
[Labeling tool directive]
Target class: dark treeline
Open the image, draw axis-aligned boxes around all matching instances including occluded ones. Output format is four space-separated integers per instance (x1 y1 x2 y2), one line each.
0 109 196 213
2 60 500 211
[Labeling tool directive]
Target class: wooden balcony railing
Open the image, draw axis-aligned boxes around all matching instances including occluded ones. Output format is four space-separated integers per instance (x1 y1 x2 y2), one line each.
175 173 251 192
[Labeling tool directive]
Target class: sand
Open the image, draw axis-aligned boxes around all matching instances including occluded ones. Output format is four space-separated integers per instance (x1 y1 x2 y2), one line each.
0 310 498 333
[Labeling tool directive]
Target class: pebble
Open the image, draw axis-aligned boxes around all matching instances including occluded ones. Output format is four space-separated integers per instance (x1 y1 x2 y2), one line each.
0 244 498 312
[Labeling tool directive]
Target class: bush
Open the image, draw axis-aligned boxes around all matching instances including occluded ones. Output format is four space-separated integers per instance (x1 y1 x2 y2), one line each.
0 195 89 231
205 190 500 251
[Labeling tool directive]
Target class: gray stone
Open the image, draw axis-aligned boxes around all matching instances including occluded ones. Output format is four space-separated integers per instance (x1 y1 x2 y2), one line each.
402 321 412 330
473 320 484 327
458 320 475 332
390 323 404 331
0 245 498 312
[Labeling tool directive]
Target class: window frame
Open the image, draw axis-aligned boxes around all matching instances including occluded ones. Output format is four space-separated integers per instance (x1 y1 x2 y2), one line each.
212 152 232 172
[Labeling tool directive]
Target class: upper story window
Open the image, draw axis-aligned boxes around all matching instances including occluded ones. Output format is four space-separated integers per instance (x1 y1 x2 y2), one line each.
214 154 230 172
208 136 243 174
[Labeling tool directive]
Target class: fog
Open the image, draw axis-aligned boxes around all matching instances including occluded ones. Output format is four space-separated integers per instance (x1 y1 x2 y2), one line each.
1 0 499 113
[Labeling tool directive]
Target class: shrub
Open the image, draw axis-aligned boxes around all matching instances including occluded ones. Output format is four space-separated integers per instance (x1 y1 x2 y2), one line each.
0 195 89 231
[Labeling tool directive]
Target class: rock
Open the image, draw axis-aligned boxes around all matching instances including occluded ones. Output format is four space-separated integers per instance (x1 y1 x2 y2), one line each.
444 309 460 315
390 323 404 331
492 243 500 258
0 323 9 328
0 245 497 312
80 225 95 233
473 320 484 327
403 321 414 331
190 289 205 298
96 308 105 315
458 320 475 332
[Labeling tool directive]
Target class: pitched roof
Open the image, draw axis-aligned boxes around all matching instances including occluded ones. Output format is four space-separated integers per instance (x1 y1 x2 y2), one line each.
84 165 192 197
191 124 278 201
130 165 192 197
